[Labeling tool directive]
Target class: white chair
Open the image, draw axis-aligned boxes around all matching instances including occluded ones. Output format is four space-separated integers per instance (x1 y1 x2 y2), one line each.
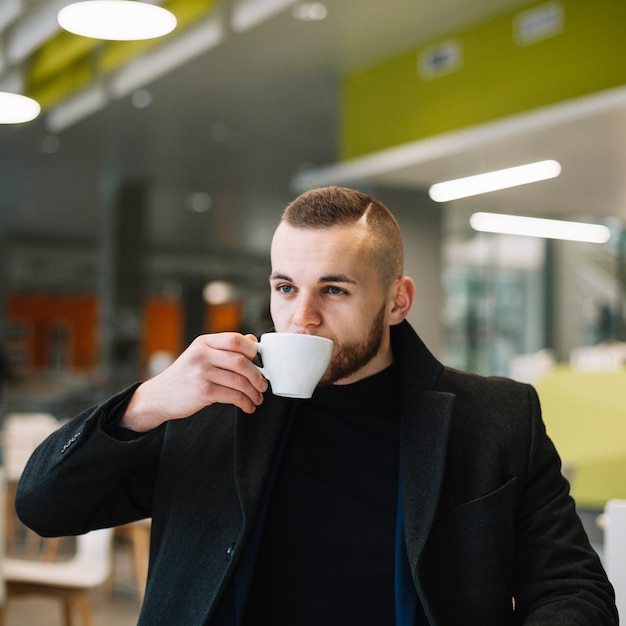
2 412 60 483
2 412 60 554
3 527 114 626
0 466 7 625
603 498 626 620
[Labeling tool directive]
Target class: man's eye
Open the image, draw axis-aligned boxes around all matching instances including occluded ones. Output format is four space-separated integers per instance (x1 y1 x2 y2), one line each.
328 286 345 295
278 284 294 294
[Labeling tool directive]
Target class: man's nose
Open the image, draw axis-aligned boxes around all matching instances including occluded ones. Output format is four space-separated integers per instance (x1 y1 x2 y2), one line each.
292 296 321 329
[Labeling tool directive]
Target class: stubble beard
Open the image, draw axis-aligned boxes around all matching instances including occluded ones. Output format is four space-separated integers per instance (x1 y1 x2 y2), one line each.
318 302 387 386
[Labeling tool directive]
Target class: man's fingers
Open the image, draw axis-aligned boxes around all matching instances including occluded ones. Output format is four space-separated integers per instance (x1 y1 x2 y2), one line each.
197 339 268 394
195 365 266 407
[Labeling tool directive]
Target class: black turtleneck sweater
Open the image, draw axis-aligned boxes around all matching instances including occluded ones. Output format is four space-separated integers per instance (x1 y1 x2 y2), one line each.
242 363 402 625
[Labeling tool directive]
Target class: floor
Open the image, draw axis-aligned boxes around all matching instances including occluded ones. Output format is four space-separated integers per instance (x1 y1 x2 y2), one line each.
5 593 140 626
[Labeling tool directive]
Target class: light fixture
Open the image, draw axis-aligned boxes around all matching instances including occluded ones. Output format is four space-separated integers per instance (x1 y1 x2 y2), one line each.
46 83 107 133
429 159 562 202
231 0 299 33
186 192 212 213
470 212 611 244
131 89 153 109
203 281 236 305
7 0 69 64
57 1 177 41
0 92 41 124
0 0 21 34
291 2 327 21
110 15 223 97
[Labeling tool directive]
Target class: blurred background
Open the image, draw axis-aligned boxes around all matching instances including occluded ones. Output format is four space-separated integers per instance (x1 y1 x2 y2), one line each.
0 0 626 621
1 0 625 389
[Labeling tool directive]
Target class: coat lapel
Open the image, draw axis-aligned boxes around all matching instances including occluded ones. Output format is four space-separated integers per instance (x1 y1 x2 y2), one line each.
400 387 455 575
233 393 293 533
391 321 455 583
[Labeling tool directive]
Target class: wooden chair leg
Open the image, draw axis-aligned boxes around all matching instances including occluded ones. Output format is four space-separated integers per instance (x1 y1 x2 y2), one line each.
5 482 17 552
64 590 94 626
63 596 74 626
77 591 95 626
129 524 149 601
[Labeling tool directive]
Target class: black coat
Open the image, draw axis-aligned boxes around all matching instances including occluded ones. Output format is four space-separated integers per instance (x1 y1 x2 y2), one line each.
16 321 617 625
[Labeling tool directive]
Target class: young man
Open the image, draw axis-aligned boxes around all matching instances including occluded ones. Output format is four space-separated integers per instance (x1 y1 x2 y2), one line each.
16 187 617 625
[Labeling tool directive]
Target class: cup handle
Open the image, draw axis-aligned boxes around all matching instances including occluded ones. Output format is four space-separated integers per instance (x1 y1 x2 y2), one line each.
255 342 266 377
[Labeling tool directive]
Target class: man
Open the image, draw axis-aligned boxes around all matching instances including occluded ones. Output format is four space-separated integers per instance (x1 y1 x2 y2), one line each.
16 186 617 625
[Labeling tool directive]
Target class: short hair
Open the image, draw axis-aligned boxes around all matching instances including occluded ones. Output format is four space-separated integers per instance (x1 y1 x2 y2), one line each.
281 186 404 288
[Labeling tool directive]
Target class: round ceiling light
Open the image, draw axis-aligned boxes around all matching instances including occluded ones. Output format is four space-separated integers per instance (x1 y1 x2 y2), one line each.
0 92 41 124
292 2 328 21
58 1 177 41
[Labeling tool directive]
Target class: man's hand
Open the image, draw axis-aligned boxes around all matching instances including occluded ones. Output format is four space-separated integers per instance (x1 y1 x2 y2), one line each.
120 333 268 432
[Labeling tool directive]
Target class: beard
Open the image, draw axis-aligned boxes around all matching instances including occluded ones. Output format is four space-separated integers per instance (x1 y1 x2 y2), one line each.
318 301 387 385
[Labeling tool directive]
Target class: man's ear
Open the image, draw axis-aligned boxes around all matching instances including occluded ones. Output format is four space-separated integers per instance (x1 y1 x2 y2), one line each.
388 276 415 325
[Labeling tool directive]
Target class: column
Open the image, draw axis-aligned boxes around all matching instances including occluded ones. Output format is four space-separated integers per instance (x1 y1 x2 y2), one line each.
99 179 148 394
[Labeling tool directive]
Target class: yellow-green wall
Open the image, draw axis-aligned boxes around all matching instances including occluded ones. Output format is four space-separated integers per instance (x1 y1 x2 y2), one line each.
342 0 626 159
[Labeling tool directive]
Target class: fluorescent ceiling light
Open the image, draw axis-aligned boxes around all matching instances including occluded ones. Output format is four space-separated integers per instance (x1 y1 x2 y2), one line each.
291 2 328 21
429 159 562 202
110 15 223 97
0 92 41 124
0 0 21 33
46 83 107 133
7 0 68 63
58 1 177 40
231 0 299 32
470 212 611 244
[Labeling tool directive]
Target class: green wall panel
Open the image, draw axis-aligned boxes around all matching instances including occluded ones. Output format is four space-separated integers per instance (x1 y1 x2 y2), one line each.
342 0 626 159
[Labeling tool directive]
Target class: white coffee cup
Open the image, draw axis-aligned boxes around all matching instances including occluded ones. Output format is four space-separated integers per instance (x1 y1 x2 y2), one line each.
255 333 334 399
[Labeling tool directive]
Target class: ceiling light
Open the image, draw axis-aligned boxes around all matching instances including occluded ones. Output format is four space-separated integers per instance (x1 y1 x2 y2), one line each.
46 83 107 133
470 212 611 244
110 15 223 97
231 0 299 33
57 1 177 41
429 159 562 202
203 281 236 305
131 89 153 109
7 0 68 63
291 2 327 21
186 192 212 213
0 92 41 124
0 0 21 33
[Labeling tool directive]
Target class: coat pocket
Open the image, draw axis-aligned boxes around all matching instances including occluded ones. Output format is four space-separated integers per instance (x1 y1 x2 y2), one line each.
454 476 520 532
451 477 520 623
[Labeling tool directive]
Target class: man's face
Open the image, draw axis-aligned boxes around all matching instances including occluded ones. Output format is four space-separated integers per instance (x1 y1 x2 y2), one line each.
269 221 394 385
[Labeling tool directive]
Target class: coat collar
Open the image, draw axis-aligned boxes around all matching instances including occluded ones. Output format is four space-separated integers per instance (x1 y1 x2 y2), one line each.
234 321 456 569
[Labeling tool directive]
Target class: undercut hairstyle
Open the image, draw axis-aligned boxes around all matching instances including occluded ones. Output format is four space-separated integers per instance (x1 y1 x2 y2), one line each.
281 186 405 288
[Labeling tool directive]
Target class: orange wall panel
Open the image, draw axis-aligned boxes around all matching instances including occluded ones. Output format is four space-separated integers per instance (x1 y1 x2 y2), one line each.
143 298 183 358
8 293 98 370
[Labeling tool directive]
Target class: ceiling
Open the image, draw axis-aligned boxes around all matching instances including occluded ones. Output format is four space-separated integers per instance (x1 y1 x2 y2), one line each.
294 85 626 221
1 0 624 297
